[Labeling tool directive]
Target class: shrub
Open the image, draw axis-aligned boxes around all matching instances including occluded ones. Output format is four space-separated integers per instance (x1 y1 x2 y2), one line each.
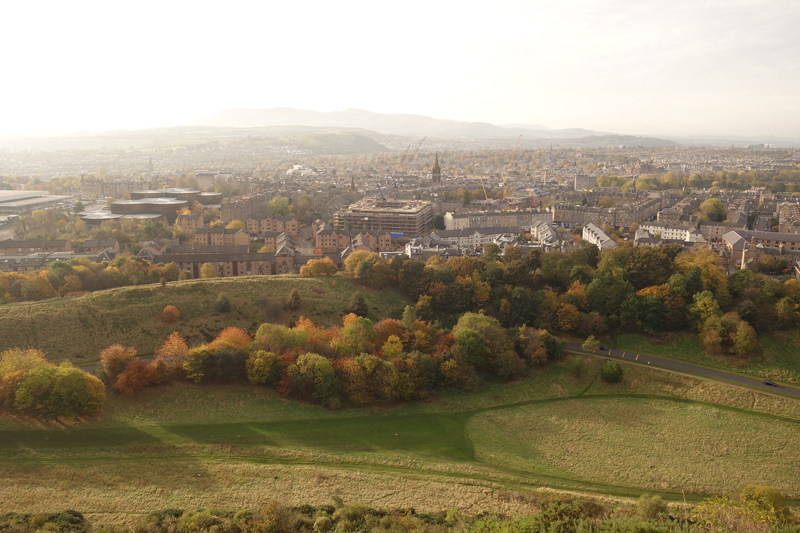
99 344 137 383
162 305 180 323
246 350 281 385
214 294 231 313
285 288 301 311
114 359 157 395
600 360 624 383
14 365 105 419
636 494 666 519
343 292 368 317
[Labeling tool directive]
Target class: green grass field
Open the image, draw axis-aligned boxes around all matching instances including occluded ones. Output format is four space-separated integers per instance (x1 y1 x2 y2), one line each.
613 331 800 384
2 358 800 517
0 275 410 364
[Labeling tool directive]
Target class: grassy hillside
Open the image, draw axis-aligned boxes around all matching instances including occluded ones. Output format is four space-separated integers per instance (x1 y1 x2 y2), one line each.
0 275 411 364
613 331 800 384
1 360 800 517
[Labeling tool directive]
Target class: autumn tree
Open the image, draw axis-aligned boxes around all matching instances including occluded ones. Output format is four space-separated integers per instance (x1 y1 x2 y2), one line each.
200 263 217 278
162 305 180 323
344 250 377 273
155 332 189 366
0 348 47 377
113 359 157 395
99 344 137 383
225 219 246 229
300 257 338 277
210 327 252 351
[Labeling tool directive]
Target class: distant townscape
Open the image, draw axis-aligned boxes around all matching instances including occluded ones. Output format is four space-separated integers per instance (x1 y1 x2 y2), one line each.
1 132 799 281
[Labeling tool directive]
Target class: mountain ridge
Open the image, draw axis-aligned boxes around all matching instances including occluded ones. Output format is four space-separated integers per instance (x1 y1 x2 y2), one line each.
188 107 611 139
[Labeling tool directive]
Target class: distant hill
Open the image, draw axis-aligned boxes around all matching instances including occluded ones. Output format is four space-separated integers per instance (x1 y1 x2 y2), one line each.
570 134 679 148
190 107 556 139
0 125 391 154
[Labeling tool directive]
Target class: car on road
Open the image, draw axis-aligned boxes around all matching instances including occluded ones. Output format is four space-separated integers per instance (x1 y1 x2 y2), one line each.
763 380 778 387
599 346 608 351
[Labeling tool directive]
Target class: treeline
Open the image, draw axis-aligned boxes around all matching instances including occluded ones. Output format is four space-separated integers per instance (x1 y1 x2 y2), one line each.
1 256 190 304
344 244 800 359
0 348 105 419
1 487 796 533
90 308 567 409
597 168 800 193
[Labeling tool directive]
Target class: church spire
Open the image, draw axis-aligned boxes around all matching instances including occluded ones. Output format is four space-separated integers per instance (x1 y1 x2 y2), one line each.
432 152 441 185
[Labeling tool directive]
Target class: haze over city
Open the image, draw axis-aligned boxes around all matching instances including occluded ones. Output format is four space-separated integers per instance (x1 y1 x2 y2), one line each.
2 0 799 138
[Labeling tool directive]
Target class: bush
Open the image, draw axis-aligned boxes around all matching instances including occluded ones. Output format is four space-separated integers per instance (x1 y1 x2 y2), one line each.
600 360 624 383
113 359 157 395
636 494 666 519
343 292 368 317
162 305 180 323
13 365 105 419
285 289 301 311
214 294 231 313
99 344 137 383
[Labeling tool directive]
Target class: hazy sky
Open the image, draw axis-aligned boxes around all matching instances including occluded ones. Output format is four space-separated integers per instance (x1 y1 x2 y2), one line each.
2 0 799 137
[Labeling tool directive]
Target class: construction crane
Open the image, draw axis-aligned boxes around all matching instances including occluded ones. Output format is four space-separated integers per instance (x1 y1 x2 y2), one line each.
503 134 522 199
478 176 489 201
396 137 426 167
385 169 399 202
409 136 426 162
386 137 426 203
397 144 412 166
373 176 387 207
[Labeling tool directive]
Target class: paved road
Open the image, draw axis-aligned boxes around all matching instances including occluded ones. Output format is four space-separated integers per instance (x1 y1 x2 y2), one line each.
567 342 800 399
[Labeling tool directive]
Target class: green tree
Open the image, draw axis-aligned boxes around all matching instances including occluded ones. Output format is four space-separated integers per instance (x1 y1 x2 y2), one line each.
162 262 180 282
600 360 623 383
482 243 501 262
699 198 727 222
287 353 341 407
453 328 488 368
731 321 758 357
343 291 369 317
214 294 231 313
14 364 105 419
269 196 291 216
582 335 600 352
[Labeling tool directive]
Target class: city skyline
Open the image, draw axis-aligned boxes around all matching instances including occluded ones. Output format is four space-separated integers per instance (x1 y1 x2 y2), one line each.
2 0 799 138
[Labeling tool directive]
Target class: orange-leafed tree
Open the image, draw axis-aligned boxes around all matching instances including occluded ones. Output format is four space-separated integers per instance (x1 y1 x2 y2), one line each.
155 332 189 366
100 344 137 383
114 359 157 395
162 305 180 323
210 327 252 351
